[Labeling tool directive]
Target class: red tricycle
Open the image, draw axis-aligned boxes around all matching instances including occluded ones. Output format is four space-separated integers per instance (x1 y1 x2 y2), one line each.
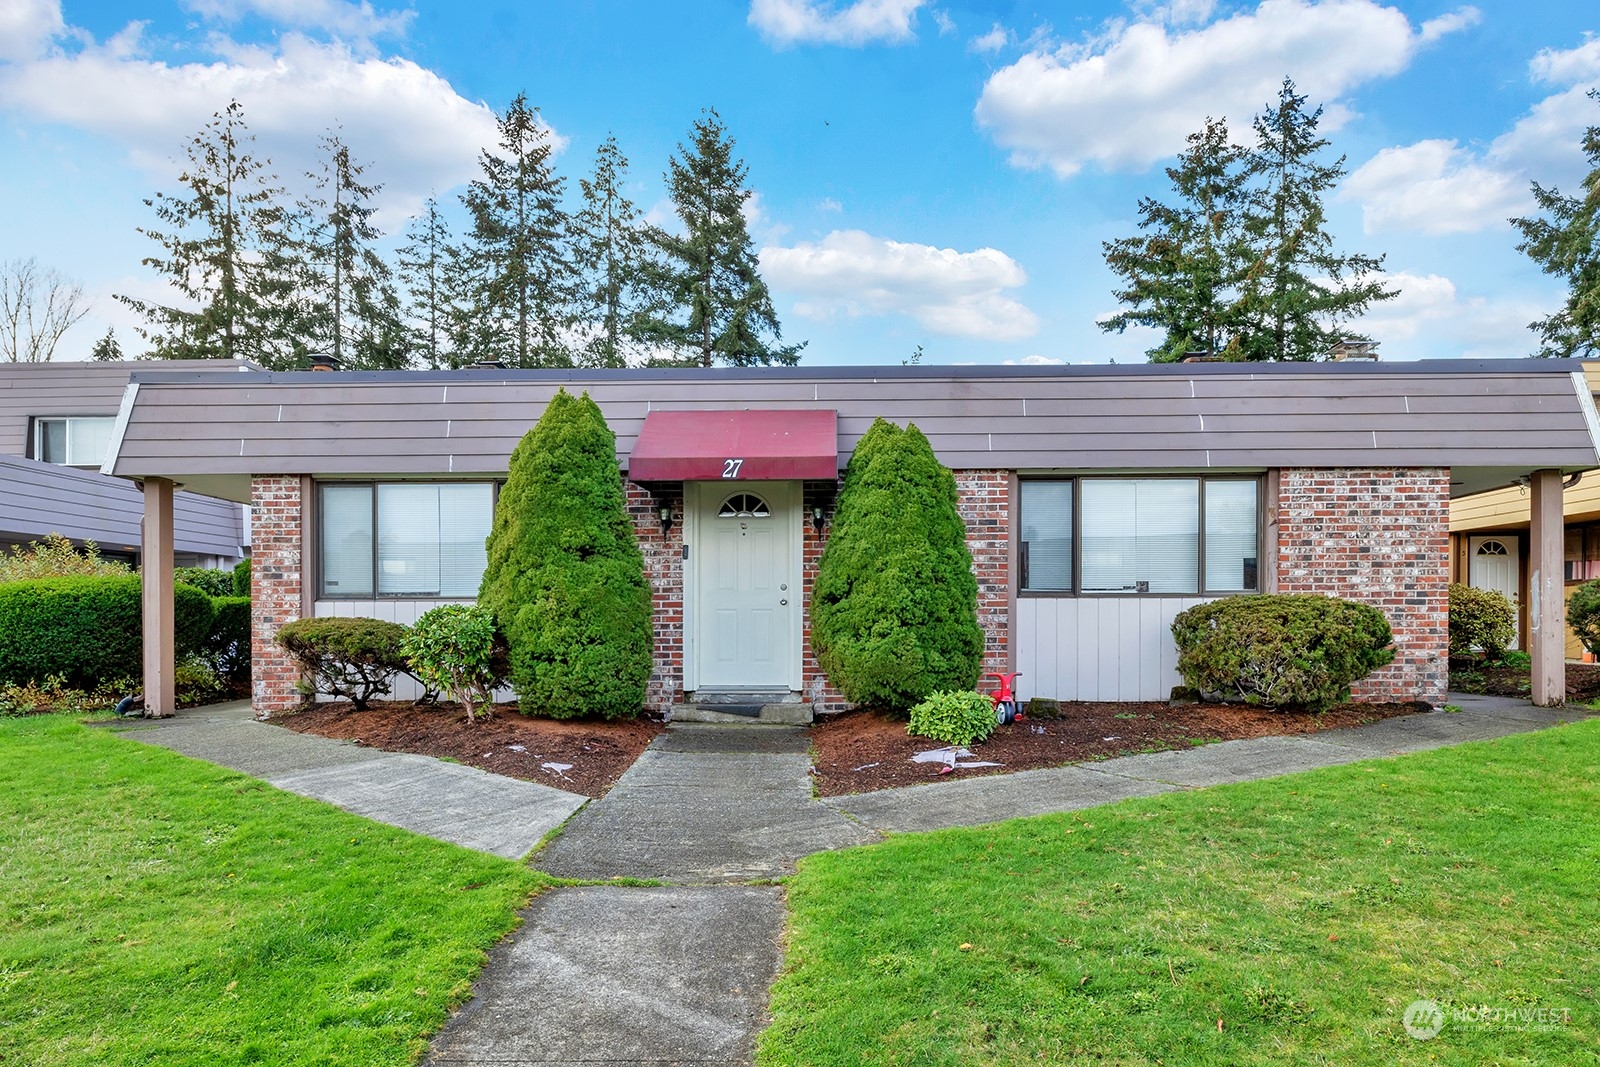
987 671 1024 725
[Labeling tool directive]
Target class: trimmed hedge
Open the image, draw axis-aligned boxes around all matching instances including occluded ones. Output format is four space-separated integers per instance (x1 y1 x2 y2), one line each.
480 389 652 720
174 566 235 598
0 576 214 689
1568 580 1600 658
811 418 984 714
205 596 253 687
1447 583 1515 660
233 558 252 598
274 616 410 710
1171 594 1395 712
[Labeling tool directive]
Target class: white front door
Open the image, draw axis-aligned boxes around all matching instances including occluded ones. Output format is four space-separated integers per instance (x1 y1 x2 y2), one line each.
1468 535 1521 649
691 481 799 690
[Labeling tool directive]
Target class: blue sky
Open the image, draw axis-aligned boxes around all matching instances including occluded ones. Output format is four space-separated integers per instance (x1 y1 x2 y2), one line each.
1 0 1596 365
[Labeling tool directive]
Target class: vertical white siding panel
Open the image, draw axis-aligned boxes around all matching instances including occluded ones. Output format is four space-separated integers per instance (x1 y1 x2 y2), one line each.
1033 599 1057 701
1020 597 1221 704
1015 598 1037 702
1058 599 1080 700
1074 600 1098 700
1119 602 1144 700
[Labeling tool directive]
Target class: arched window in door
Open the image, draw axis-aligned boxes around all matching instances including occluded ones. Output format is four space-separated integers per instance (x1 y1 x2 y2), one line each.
718 493 770 518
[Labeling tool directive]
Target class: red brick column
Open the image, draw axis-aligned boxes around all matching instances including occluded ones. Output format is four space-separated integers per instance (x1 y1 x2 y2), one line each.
802 480 850 713
956 470 1012 679
1275 468 1449 705
250 475 307 718
627 481 683 715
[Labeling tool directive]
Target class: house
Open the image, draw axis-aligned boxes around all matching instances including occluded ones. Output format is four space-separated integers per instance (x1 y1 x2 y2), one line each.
0 360 251 569
100 359 1600 718
1449 362 1600 658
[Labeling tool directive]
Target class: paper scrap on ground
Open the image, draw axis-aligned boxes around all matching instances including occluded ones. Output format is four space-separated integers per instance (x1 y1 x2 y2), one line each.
541 761 573 775
507 744 526 753
911 747 1002 769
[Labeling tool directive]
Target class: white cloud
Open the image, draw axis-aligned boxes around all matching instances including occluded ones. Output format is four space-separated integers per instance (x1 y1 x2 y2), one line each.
1358 271 1547 358
748 0 927 47
0 25 507 226
932 9 954 36
1004 354 1064 364
1418 5 1480 45
1530 36 1600 85
817 196 843 212
0 0 65 62
183 0 414 41
1340 140 1531 235
760 229 1040 341
974 0 1476 177
969 23 1010 54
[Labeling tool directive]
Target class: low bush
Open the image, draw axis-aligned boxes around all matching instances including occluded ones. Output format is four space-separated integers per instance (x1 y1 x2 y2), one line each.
274 616 411 710
1171 594 1395 712
0 576 213 689
1448 583 1515 660
232 558 251 597
1568 580 1600 658
203 596 252 688
0 673 137 716
908 689 997 747
0 533 131 582
173 566 235 598
401 604 508 723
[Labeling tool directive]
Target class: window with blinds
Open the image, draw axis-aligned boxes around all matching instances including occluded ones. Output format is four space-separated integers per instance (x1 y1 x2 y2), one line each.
1020 476 1260 596
319 482 494 599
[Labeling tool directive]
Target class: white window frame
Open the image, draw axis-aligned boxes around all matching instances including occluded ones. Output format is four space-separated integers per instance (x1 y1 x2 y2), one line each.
34 416 116 468
317 481 498 600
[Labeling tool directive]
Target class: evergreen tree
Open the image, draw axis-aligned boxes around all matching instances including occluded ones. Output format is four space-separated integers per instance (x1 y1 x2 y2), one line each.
1511 90 1600 358
571 135 653 367
117 100 300 366
397 197 454 369
89 327 123 361
460 93 573 368
298 131 407 369
641 108 802 367
1240 78 1394 361
479 389 652 719
1101 117 1254 362
812 418 983 713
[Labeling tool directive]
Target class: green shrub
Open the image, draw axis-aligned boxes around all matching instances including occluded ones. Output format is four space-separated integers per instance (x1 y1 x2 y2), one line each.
273 616 411 711
401 605 507 723
1568 580 1600 657
1171 594 1395 712
480 389 652 720
0 576 214 689
1447 583 1515 660
173 567 235 598
908 689 997 747
0 533 131 582
1496 649 1532 670
204 596 252 688
175 655 224 705
232 558 252 597
812 418 983 714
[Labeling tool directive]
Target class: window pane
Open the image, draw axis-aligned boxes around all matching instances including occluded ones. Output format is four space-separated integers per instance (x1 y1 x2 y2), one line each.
1205 480 1259 592
320 485 373 597
438 483 493 596
1020 481 1073 591
1081 479 1199 593
38 420 66 464
67 417 115 466
378 484 442 595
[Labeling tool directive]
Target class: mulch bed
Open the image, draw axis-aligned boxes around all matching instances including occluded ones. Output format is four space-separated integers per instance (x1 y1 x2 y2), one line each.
1449 662 1600 703
808 699 1429 797
276 700 663 798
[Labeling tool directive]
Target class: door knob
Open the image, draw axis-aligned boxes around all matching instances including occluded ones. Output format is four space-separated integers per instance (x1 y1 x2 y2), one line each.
779 598 788 606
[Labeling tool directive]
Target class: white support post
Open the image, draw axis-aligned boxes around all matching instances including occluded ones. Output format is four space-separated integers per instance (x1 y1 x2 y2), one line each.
142 477 177 717
1529 469 1565 706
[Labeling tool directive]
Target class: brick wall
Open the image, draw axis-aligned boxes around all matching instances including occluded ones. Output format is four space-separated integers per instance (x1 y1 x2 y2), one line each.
956 470 1013 680
250 475 305 718
627 481 683 715
1275 468 1449 705
802 480 849 712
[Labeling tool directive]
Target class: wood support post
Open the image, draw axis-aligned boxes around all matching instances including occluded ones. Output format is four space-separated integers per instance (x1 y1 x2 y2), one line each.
141 477 176 717
1529 468 1565 706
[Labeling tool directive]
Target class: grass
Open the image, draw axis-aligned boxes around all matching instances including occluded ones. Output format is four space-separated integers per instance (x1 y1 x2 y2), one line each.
762 721 1600 1066
0 714 548 1066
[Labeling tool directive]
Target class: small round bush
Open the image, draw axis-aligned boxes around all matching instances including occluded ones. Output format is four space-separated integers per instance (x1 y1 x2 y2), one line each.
1447 583 1515 660
1171 594 1395 712
908 689 997 747
0 575 214 689
274 616 411 710
401 604 508 723
1568 580 1600 657
232 558 252 598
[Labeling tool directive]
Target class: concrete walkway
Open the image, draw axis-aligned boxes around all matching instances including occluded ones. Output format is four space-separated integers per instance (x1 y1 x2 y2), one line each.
110 700 587 860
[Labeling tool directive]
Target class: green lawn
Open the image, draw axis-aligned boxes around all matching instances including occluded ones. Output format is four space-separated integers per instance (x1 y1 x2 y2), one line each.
763 721 1600 1066
0 714 547 1066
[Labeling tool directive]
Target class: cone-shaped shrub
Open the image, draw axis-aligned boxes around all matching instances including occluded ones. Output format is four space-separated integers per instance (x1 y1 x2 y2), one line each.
479 389 652 719
812 418 984 713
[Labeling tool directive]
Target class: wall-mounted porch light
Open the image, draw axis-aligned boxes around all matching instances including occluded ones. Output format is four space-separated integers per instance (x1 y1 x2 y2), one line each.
812 504 826 535
659 504 675 537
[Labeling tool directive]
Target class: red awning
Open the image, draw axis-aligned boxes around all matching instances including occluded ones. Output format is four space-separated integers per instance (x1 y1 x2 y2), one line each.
628 409 839 481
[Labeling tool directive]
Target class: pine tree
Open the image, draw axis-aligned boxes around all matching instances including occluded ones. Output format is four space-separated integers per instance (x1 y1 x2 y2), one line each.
117 100 300 366
479 389 652 719
1241 78 1394 361
460 93 573 368
298 131 407 369
397 197 453 369
89 327 123 361
1101 118 1254 362
812 418 983 713
571 135 653 367
1511 89 1600 358
641 108 802 367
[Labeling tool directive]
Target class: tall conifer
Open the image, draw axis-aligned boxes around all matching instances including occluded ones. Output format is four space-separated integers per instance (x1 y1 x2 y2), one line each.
571 135 653 367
